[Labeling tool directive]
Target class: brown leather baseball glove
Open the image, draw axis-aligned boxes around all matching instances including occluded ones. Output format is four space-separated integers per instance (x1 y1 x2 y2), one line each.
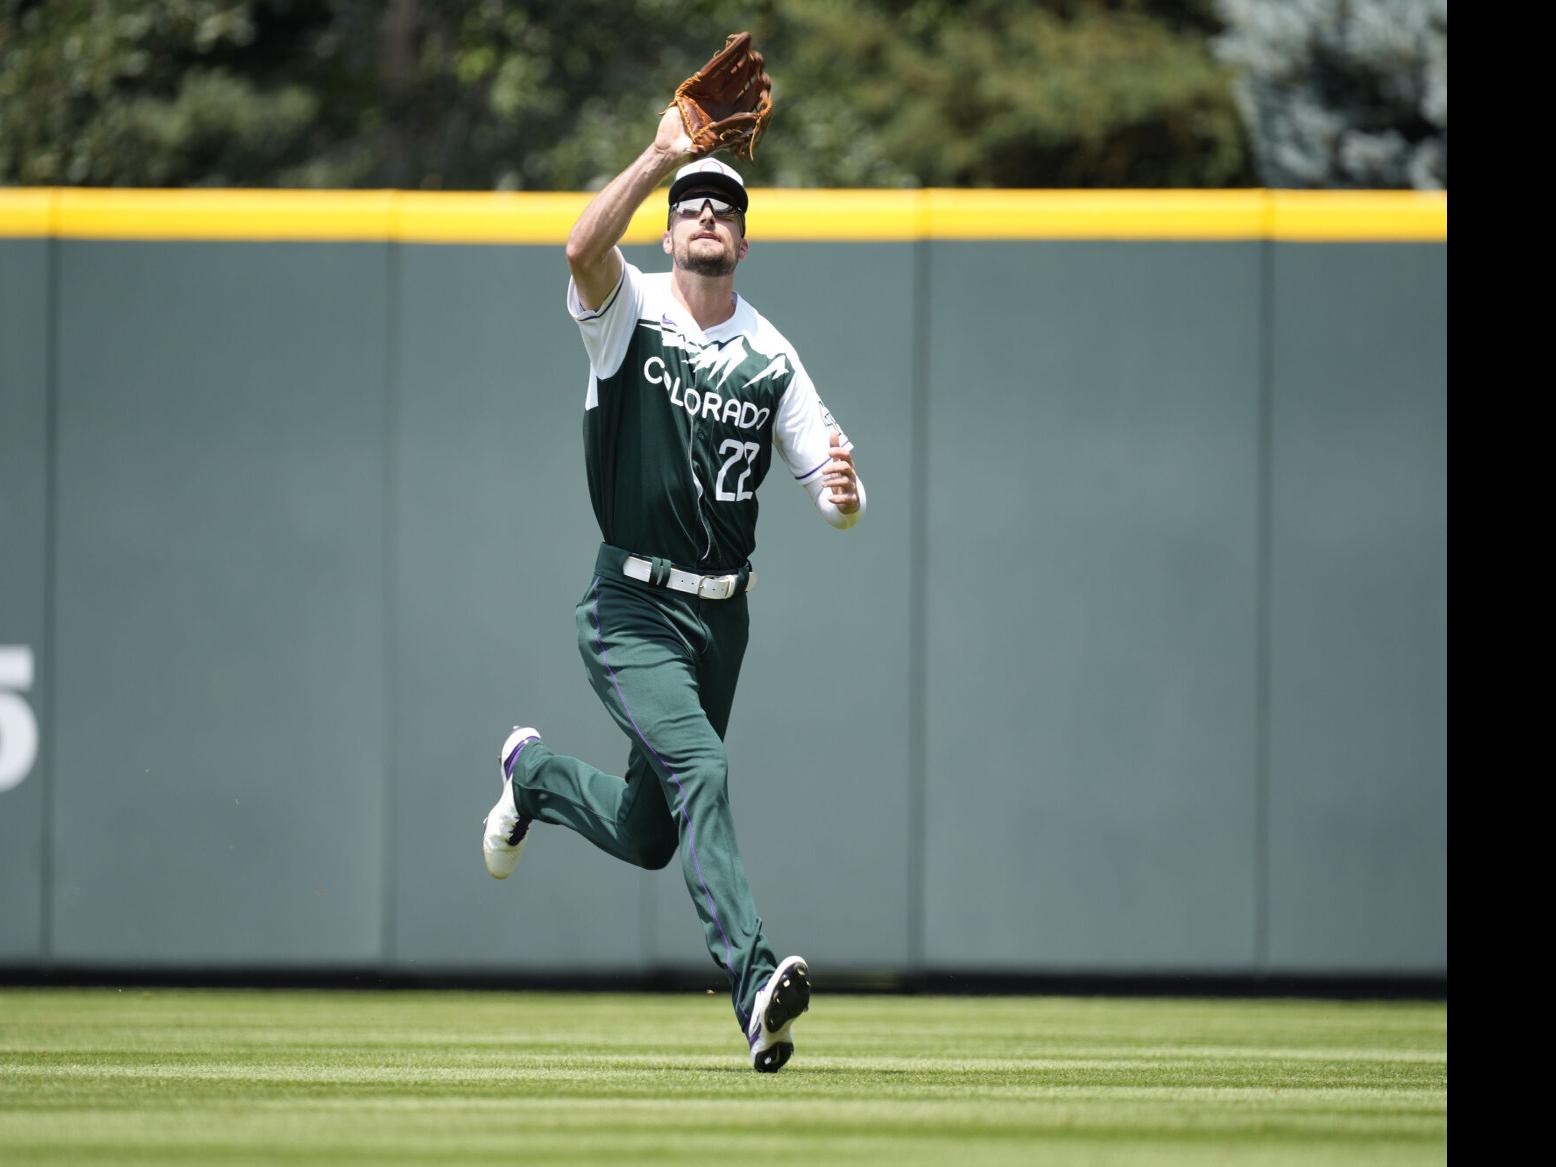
673 32 773 162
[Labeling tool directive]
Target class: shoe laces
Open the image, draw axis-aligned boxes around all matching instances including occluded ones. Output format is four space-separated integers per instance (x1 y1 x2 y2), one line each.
506 816 532 847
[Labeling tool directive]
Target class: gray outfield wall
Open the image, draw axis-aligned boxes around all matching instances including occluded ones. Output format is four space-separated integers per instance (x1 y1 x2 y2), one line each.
0 234 1445 977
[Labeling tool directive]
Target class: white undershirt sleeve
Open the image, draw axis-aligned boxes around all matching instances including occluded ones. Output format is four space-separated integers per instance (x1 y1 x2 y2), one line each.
799 467 867 529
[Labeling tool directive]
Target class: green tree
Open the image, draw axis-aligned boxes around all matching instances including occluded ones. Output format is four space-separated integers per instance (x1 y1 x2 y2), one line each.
1 0 1257 189
1213 0 1447 188
755 0 1254 188
1 1 361 186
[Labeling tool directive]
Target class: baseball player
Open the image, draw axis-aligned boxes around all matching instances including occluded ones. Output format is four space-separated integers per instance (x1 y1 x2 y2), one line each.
480 99 865 1074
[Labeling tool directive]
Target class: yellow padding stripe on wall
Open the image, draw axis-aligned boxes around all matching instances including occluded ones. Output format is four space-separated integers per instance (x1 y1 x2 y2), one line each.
0 187 1446 242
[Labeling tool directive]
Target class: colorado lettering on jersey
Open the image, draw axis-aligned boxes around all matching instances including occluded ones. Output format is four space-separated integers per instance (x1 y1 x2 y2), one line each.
643 352 774 431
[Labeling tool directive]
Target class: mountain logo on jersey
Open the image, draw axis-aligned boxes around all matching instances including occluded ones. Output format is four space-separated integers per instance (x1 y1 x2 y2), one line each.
689 336 748 389
654 324 755 391
746 353 789 388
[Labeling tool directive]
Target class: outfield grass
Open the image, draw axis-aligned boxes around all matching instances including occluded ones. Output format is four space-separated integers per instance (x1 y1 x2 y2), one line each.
0 988 1445 1165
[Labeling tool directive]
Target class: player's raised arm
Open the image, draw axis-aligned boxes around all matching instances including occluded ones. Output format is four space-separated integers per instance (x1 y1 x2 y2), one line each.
565 108 694 310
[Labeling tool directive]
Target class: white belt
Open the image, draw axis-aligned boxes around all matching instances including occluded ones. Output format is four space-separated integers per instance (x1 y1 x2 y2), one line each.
623 555 756 600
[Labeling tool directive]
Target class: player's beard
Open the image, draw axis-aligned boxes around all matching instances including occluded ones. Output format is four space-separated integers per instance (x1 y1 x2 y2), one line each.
678 237 738 278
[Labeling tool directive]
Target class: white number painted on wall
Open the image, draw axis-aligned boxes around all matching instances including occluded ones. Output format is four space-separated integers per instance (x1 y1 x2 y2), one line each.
0 646 39 792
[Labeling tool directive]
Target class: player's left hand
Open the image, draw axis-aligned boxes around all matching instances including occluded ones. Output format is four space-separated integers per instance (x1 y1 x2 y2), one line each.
652 103 696 164
823 432 860 514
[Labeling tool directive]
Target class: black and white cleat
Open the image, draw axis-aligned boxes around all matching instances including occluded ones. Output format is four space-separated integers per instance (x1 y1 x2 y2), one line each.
747 955 811 1073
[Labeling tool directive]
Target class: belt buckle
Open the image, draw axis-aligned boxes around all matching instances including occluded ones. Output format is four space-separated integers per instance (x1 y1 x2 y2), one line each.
697 575 732 600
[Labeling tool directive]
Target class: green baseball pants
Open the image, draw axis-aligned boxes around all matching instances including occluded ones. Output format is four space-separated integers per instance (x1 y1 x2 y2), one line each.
506 543 779 1031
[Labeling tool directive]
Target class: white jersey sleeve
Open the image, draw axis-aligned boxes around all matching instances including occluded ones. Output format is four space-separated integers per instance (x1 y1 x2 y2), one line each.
774 356 849 479
566 255 643 381
773 355 866 529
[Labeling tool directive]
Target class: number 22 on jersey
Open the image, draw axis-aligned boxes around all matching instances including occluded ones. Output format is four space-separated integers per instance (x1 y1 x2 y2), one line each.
715 440 760 502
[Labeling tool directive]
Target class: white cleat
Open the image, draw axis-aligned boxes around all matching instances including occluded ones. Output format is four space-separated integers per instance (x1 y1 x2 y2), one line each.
482 726 540 879
747 954 811 1073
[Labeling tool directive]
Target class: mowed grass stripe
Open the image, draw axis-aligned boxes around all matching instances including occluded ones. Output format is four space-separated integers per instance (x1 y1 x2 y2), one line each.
1 989 1446 1166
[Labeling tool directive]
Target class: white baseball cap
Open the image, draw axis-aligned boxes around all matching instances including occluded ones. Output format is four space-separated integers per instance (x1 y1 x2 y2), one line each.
668 158 748 213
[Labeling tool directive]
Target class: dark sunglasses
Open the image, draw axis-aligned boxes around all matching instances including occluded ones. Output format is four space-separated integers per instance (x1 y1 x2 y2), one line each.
671 196 743 220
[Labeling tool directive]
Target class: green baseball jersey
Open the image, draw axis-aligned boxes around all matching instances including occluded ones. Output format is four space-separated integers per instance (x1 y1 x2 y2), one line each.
568 260 852 572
